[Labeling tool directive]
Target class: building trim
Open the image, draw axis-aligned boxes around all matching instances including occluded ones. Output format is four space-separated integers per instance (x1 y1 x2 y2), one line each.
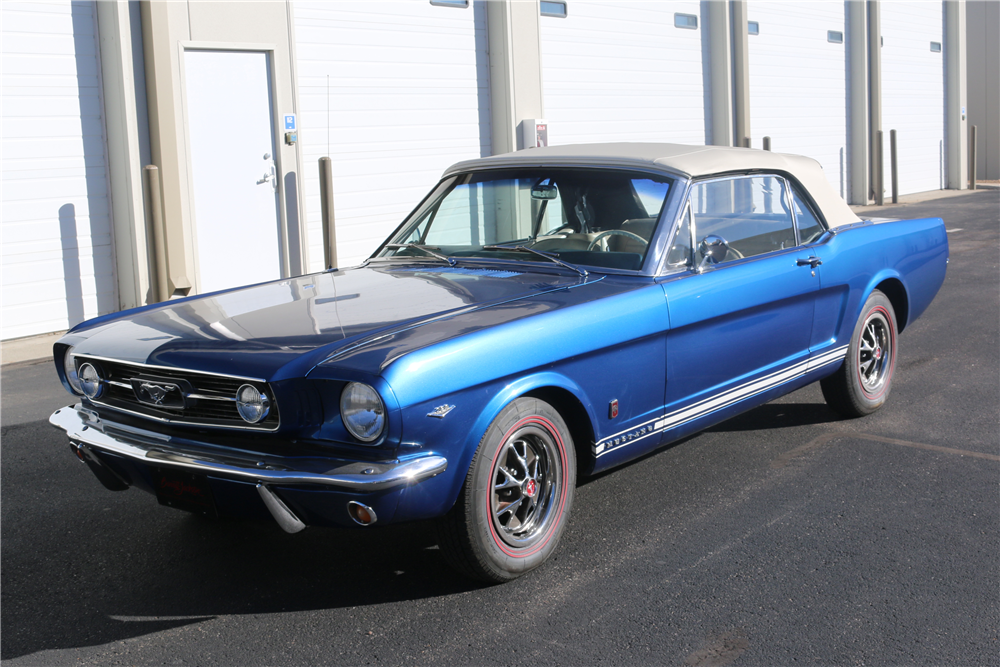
708 0 733 146
730 0 751 147
867 0 882 202
848 0 870 204
945 0 968 189
487 0 544 154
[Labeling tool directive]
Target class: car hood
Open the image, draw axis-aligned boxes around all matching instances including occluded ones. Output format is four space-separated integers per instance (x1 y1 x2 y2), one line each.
65 263 603 381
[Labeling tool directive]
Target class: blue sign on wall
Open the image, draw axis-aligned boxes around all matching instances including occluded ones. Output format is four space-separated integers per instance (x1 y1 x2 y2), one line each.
284 114 296 131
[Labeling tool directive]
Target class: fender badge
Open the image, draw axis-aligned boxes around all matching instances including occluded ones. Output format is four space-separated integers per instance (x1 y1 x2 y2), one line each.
609 398 619 419
427 404 455 419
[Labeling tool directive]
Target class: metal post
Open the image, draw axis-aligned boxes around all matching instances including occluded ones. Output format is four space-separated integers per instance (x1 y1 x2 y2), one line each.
890 129 898 204
875 130 884 206
144 165 169 302
743 136 751 149
762 136 771 151
970 125 978 190
319 157 338 269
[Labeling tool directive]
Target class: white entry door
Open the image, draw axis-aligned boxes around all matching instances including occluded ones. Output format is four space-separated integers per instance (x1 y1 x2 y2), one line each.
184 50 283 294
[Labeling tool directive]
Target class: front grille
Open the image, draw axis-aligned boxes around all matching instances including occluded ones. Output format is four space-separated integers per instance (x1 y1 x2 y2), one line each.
78 356 280 430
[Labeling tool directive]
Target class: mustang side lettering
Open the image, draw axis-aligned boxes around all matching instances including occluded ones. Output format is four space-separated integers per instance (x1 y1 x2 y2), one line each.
50 144 948 582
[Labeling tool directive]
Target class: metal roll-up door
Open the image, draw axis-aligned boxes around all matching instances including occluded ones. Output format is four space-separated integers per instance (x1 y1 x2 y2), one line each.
747 1 849 199
293 1 491 270
540 1 708 146
881 1 945 196
1 0 116 339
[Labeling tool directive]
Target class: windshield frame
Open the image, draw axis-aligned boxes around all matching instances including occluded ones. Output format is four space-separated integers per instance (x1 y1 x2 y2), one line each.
370 166 683 277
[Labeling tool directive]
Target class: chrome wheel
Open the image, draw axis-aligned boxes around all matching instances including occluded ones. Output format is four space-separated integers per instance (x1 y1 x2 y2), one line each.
490 423 562 549
858 309 892 395
821 290 897 418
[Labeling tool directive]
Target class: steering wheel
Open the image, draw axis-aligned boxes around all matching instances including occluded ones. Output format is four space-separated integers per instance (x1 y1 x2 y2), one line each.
542 224 577 236
586 229 649 251
725 246 745 261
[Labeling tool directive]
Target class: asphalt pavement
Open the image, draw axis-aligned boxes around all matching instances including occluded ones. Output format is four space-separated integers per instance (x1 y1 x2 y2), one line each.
2 190 997 666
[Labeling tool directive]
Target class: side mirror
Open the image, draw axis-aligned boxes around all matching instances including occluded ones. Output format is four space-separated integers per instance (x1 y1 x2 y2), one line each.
697 235 730 272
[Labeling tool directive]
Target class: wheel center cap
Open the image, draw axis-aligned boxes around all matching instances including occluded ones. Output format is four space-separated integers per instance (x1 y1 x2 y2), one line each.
874 347 882 360
524 479 537 498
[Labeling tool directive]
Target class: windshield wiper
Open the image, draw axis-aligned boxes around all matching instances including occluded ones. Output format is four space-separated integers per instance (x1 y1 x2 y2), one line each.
385 243 456 266
482 244 588 278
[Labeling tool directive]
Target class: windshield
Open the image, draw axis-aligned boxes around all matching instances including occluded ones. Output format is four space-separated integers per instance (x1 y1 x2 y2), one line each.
378 168 673 272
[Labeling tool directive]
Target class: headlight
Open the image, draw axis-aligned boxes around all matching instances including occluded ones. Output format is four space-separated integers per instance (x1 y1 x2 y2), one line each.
340 382 385 443
63 347 83 394
236 384 270 423
78 363 104 399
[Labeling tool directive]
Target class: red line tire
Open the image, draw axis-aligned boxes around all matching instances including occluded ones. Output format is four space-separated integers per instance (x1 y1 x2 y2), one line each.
821 290 898 418
437 397 576 583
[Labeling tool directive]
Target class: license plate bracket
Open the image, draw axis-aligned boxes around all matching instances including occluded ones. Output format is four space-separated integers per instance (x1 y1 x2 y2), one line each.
152 467 217 517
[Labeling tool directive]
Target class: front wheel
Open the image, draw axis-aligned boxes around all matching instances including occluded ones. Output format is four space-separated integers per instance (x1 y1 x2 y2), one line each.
437 397 576 583
821 290 898 417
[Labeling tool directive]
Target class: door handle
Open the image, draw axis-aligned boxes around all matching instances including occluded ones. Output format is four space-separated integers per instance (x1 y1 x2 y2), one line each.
796 256 822 268
256 153 277 191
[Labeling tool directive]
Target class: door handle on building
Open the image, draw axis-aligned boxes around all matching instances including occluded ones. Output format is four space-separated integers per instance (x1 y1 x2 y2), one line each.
256 154 277 191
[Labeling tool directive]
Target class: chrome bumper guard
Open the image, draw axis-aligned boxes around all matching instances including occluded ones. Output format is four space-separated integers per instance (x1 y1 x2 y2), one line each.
50 404 447 495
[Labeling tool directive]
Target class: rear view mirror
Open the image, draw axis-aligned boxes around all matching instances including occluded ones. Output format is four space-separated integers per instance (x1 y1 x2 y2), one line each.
531 183 558 200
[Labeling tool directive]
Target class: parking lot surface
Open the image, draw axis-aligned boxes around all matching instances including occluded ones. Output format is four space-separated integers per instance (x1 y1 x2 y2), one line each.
2 190 997 666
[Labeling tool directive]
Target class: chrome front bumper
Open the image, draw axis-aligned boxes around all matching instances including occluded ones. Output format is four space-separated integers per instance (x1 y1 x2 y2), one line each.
49 404 447 493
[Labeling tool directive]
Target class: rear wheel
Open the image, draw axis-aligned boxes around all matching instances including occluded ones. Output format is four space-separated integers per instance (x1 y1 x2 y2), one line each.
821 290 897 417
437 397 576 583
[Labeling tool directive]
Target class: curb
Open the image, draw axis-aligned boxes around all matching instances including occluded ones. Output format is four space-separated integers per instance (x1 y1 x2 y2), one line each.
2 332 63 369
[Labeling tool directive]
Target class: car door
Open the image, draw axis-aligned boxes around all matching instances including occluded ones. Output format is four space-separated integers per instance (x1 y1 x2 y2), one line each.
658 174 821 438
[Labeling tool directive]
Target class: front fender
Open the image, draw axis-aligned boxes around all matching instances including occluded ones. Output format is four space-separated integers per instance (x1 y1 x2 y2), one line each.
392 371 597 522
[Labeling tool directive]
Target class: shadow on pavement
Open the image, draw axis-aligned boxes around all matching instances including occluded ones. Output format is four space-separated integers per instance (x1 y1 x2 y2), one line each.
706 402 842 432
0 420 485 660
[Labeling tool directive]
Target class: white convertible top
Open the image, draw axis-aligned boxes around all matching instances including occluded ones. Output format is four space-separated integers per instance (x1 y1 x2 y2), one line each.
444 142 861 229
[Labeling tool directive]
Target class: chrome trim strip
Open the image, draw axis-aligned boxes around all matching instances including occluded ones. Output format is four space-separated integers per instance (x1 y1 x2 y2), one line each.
49 405 448 492
187 393 237 402
73 354 267 383
594 345 849 457
85 398 280 432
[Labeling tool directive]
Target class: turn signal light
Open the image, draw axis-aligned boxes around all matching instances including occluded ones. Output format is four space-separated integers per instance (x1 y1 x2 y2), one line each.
347 501 378 526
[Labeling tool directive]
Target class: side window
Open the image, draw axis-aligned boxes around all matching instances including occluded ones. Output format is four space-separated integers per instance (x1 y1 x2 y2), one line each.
689 175 797 264
790 186 826 243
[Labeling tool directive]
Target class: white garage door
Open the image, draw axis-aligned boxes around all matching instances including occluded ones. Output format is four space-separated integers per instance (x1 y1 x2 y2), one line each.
747 1 848 199
881 1 944 196
540 1 708 146
293 1 491 271
1 0 115 340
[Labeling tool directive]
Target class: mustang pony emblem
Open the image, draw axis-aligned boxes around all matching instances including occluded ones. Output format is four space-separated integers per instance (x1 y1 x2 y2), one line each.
131 380 184 408
141 382 175 404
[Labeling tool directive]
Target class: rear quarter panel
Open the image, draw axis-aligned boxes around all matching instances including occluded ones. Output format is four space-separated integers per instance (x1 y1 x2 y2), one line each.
811 216 948 350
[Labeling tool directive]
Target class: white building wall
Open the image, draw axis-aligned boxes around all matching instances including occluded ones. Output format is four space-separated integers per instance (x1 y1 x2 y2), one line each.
540 1 709 146
881 1 945 195
1 0 115 340
293 0 491 271
746 1 848 198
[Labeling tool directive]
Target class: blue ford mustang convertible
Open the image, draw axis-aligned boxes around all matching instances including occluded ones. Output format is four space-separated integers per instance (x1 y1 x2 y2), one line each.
50 144 948 582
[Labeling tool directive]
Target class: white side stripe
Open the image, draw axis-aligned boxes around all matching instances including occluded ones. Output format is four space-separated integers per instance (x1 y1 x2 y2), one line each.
594 346 848 457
